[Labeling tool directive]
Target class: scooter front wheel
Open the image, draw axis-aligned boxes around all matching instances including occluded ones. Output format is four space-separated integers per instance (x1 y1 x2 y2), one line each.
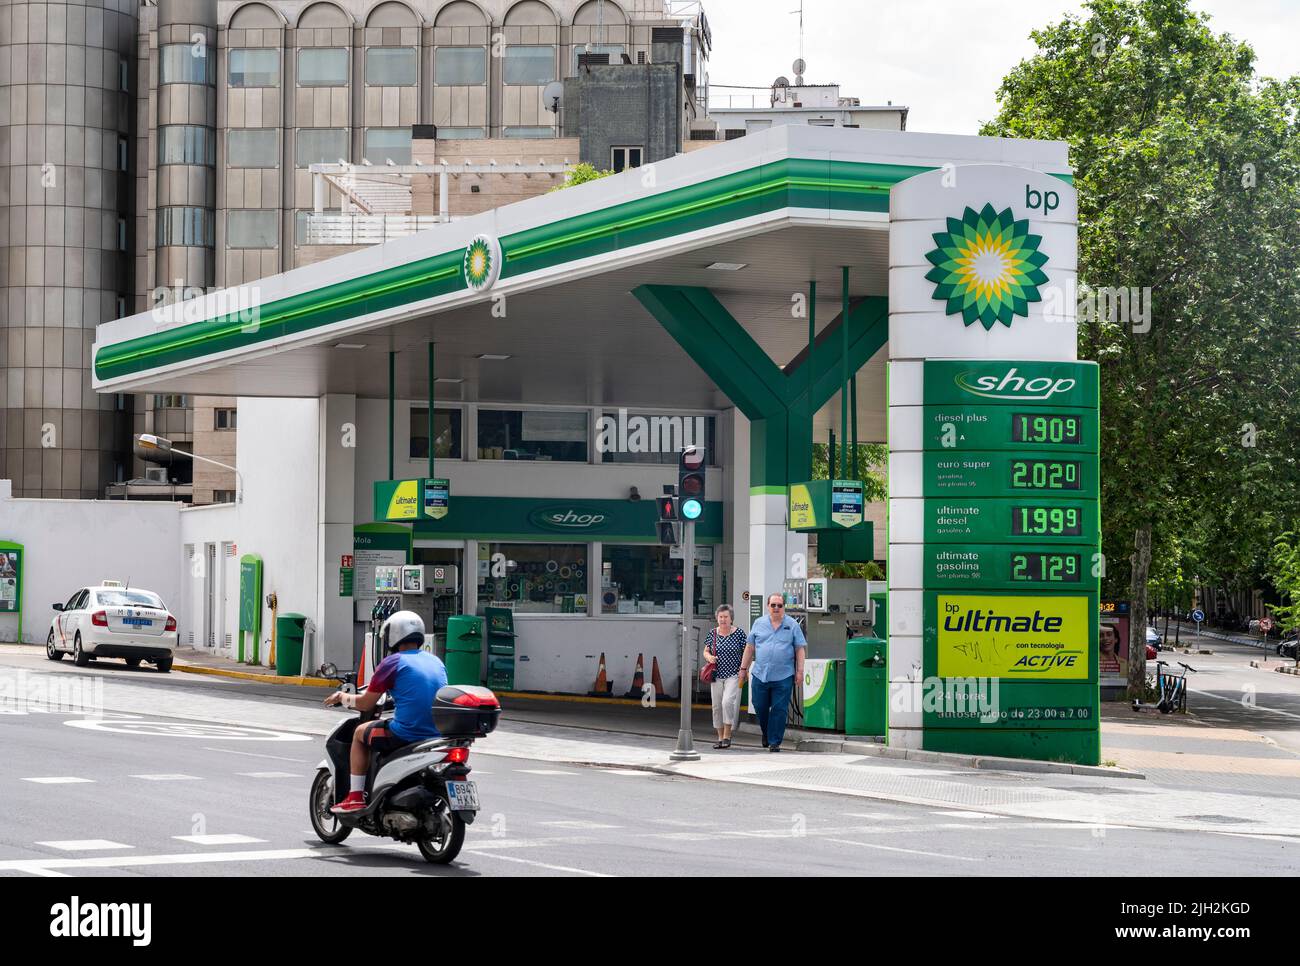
417 810 465 864
309 769 352 845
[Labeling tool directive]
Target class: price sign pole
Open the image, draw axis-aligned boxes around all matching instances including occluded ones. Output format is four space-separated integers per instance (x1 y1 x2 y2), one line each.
670 516 700 761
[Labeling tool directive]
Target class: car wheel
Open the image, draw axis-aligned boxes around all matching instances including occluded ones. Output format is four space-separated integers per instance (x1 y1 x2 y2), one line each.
155 657 173 673
309 770 352 845
125 657 141 668
46 629 63 661
73 634 91 667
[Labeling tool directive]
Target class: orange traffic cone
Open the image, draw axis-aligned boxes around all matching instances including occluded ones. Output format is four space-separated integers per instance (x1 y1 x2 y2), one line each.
650 656 669 702
588 652 612 696
624 653 646 698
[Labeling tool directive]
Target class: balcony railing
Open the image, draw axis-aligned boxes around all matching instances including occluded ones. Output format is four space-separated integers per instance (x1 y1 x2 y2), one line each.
301 214 449 246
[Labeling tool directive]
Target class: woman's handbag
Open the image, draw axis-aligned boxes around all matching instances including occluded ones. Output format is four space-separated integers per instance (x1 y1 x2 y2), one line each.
699 631 716 684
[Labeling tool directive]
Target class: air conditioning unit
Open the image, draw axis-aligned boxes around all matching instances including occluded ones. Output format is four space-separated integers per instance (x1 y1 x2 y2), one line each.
145 467 168 483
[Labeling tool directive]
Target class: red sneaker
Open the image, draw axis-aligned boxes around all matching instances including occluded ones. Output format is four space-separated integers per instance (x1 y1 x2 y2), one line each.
331 791 367 815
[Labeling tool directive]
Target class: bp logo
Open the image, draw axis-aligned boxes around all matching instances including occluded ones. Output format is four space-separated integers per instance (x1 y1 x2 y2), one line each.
463 234 501 291
924 204 1049 331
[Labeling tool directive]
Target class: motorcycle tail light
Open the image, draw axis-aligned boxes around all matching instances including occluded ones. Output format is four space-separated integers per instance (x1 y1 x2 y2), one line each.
92 611 108 627
444 747 469 764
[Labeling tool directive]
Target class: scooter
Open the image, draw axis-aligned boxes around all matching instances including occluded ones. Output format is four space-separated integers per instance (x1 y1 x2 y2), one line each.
309 682 501 864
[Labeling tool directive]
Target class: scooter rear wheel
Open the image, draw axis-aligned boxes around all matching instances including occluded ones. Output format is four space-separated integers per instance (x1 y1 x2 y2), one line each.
309 769 352 844
416 810 465 864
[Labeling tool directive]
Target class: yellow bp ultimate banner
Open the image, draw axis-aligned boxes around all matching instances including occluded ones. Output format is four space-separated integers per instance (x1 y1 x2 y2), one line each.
788 483 817 529
385 479 421 520
937 594 1090 679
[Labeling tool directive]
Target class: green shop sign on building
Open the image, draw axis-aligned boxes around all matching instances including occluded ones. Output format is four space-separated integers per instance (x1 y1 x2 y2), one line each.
373 483 724 543
919 359 1101 765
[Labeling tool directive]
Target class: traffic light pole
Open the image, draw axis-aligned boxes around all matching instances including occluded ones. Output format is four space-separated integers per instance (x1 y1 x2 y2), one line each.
670 518 700 761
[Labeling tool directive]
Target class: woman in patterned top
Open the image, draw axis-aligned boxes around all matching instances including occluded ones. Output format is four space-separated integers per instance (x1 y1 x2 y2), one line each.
703 604 746 749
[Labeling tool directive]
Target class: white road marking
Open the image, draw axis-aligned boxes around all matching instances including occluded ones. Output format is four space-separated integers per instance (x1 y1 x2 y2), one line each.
0 847 346 874
600 768 652 776
462 850 612 877
173 834 268 846
131 774 202 781
930 810 1000 819
518 769 577 776
202 746 312 763
840 812 909 820
37 840 133 852
22 776 93 784
1191 687 1300 720
236 771 301 779
824 837 979 862
539 820 623 830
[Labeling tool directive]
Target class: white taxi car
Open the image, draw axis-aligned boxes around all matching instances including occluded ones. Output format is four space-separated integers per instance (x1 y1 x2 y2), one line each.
46 582 178 672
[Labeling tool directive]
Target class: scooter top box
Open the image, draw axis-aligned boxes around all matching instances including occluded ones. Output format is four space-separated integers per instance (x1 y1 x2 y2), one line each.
433 685 501 738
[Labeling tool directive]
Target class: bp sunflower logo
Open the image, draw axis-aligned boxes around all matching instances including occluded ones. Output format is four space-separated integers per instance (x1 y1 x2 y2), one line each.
463 234 501 291
924 204 1050 330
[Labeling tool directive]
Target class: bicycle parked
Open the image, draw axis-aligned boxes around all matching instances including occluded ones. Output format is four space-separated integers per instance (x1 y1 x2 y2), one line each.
1132 660 1197 715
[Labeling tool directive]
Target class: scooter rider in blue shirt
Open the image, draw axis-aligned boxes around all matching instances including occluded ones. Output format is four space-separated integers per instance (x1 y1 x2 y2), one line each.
324 611 447 814
738 592 806 752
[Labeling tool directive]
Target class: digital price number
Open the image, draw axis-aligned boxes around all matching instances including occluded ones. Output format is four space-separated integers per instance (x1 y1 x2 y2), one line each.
1011 504 1084 537
1011 412 1082 445
1010 551 1082 583
1010 458 1080 490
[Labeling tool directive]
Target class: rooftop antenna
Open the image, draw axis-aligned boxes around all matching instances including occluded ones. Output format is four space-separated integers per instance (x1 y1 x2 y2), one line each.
791 0 805 83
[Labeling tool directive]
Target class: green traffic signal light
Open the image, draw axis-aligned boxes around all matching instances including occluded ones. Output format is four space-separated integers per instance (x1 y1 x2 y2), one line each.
681 498 702 520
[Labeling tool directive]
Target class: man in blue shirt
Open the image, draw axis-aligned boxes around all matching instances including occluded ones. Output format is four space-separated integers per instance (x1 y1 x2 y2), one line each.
324 611 447 814
739 592 806 752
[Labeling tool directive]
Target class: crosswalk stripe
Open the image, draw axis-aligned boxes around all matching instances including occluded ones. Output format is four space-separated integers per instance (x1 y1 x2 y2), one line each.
37 840 133 852
236 771 301 779
173 834 268 846
22 777 93 784
517 769 576 776
131 774 202 781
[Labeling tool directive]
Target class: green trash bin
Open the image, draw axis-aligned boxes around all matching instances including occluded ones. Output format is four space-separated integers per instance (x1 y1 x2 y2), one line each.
844 636 887 736
445 615 484 686
275 613 308 677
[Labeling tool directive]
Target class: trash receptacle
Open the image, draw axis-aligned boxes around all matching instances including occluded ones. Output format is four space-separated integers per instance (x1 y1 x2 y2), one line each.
275 613 308 677
845 636 887 736
802 658 845 731
445 615 484 686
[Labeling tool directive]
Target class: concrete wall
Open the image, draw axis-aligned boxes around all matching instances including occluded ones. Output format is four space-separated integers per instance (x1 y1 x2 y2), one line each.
562 62 680 168
177 502 240 651
0 481 183 644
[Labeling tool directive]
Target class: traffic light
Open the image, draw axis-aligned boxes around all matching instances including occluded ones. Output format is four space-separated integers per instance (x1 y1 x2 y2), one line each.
657 521 680 546
656 494 678 521
678 446 706 521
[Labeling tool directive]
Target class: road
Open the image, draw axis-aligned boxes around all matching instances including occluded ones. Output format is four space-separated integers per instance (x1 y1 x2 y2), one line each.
2 649 1299 876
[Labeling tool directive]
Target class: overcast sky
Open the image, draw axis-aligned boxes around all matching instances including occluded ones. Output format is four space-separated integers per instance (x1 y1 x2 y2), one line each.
703 0 1300 134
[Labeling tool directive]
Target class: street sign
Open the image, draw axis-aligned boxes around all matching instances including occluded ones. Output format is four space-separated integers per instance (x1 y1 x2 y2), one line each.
1191 608 1205 623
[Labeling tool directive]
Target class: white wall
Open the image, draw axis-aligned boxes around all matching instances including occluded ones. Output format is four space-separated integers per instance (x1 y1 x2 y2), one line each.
177 503 240 652
0 482 184 644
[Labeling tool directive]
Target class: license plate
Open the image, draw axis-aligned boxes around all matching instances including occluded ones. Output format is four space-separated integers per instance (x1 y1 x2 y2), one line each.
446 780 479 811
123 618 153 627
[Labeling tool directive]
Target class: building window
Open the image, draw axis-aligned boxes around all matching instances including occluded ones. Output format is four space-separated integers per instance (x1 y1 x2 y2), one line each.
153 394 189 408
410 407 462 460
118 218 127 250
477 409 587 462
212 490 236 504
610 146 642 172
229 48 281 88
227 129 278 168
477 543 587 614
226 210 278 249
598 412 715 465
158 125 216 166
157 207 214 247
120 59 130 91
296 128 348 167
118 137 129 171
366 47 417 86
572 45 624 73
503 126 555 138
601 544 713 616
503 46 555 85
363 128 412 165
298 48 348 86
214 408 237 430
434 47 487 85
160 43 215 84
435 127 484 140
808 117 836 126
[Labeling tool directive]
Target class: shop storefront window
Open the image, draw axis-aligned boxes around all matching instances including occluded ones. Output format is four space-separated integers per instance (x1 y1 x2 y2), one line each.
601 544 714 616
409 407 462 460
597 411 716 465
477 409 587 462
477 544 588 614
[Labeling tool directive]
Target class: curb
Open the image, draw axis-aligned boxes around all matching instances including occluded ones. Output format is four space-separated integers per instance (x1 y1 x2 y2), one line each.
795 736 1145 779
1276 665 1300 677
173 662 335 688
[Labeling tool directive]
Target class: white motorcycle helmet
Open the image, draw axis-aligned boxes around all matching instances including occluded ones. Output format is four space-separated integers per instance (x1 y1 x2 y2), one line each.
379 610 426 653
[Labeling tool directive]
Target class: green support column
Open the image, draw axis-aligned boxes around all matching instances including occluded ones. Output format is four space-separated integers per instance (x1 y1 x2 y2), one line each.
840 266 849 480
388 350 395 481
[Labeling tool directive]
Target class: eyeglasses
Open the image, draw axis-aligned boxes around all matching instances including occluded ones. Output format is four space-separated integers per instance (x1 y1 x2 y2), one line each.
769 602 784 609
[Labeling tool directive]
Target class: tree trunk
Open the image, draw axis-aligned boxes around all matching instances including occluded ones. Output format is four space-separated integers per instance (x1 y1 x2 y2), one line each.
1127 525 1153 698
